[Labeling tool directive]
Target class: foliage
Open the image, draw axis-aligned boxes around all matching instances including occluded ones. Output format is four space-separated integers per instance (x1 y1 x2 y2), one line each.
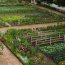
39 43 65 63
3 29 37 65
39 0 65 6
0 5 65 27
0 6 36 14
0 16 24 22
1 13 65 26
37 24 65 31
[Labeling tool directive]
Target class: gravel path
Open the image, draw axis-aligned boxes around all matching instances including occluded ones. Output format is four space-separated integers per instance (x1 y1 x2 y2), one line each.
0 21 65 33
0 45 23 65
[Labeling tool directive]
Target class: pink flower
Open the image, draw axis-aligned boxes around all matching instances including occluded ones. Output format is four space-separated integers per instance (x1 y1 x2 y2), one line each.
19 45 27 51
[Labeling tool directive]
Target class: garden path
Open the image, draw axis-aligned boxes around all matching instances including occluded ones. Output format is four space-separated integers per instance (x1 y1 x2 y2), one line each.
0 21 65 33
0 44 23 65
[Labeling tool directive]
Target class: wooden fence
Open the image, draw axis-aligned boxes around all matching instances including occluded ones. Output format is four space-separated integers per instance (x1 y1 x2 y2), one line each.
29 32 65 46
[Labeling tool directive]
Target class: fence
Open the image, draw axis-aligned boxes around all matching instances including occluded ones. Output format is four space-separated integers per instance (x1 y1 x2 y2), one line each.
29 32 65 46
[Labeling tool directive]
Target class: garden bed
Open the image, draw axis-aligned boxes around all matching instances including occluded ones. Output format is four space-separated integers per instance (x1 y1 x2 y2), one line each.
2 24 65 65
0 5 65 27
39 43 65 64
36 26 65 65
2 29 56 65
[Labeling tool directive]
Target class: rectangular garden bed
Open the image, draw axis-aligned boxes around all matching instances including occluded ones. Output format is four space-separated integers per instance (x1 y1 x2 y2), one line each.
0 5 65 27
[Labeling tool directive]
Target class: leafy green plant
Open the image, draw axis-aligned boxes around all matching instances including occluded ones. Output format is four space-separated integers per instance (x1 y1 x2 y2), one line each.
39 43 65 63
0 16 24 22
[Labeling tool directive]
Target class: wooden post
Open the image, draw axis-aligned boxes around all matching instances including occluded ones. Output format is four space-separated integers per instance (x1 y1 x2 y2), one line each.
59 32 60 38
40 32 42 39
50 37 52 45
26 33 29 40
38 32 40 36
64 35 65 42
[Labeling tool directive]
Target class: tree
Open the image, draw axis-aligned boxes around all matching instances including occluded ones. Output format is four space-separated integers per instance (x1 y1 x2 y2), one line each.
38 0 53 3
54 0 65 6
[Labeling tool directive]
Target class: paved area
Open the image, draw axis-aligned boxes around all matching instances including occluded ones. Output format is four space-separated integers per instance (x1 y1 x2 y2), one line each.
0 45 23 65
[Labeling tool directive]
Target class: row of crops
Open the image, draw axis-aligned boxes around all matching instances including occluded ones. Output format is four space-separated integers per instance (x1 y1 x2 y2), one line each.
0 14 65 27
39 43 65 64
0 5 65 27
0 6 37 14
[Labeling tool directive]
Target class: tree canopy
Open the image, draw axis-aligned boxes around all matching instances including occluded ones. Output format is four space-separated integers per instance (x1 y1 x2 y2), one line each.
0 0 65 6
38 0 65 6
